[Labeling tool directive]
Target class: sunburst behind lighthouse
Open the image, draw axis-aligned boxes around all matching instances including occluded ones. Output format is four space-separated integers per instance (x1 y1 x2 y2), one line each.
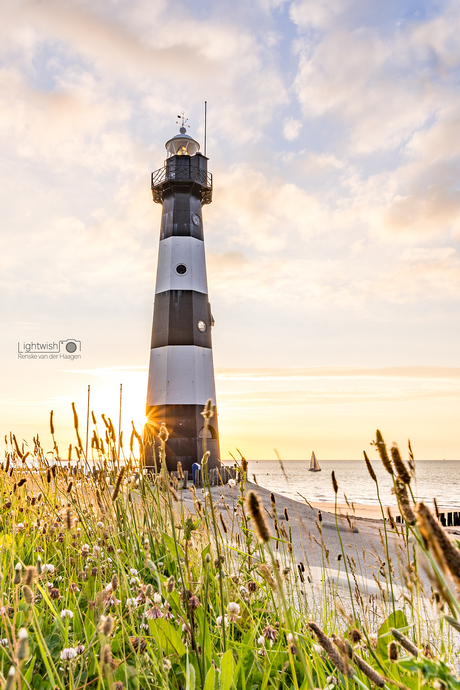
144 117 220 473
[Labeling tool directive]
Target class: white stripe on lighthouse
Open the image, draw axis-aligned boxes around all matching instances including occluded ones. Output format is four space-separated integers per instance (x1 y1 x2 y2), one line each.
147 345 216 406
155 236 208 294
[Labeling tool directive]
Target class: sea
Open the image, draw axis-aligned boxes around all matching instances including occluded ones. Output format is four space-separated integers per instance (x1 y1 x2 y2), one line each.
238 460 460 510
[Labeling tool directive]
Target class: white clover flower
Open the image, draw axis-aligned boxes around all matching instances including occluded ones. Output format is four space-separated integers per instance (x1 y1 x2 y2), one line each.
216 615 228 626
129 568 138 576
240 586 249 597
0 639 8 647
153 593 162 604
60 647 77 661
44 564 55 574
257 636 265 645
105 583 113 592
125 598 138 608
96 522 104 530
287 633 294 644
60 609 74 620
92 546 101 557
16 523 25 531
226 602 240 622
129 577 139 587
18 628 28 641
228 479 236 488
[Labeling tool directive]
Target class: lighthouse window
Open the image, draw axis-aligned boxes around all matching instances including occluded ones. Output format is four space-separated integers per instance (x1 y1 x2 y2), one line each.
197 320 207 333
175 264 187 275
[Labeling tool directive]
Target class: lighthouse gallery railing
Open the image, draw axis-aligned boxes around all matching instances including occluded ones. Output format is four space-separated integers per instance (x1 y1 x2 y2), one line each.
151 162 213 204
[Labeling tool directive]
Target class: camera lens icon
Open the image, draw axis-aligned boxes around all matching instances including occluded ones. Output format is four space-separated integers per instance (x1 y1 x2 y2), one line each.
60 339 81 354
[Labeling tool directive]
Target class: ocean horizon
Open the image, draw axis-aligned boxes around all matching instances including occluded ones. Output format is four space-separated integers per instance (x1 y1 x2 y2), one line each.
225 459 460 510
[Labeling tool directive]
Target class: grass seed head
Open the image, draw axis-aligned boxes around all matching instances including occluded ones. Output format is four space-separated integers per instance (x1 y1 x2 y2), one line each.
416 502 460 588
395 481 416 525
14 563 22 585
258 564 277 591
388 641 398 661
391 444 411 484
246 491 270 543
363 451 377 482
375 430 393 475
22 585 34 605
331 471 338 494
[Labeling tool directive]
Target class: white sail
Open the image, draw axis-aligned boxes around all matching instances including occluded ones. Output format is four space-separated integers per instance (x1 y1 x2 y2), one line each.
309 451 321 472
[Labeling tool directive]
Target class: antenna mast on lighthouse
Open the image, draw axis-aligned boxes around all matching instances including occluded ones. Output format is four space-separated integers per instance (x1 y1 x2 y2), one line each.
144 115 220 473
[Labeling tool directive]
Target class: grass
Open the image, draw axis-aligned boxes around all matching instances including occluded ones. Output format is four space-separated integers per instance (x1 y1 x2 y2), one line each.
1 411 460 689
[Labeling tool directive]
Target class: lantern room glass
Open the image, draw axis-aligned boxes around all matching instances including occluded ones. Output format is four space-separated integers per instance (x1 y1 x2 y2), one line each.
165 132 200 158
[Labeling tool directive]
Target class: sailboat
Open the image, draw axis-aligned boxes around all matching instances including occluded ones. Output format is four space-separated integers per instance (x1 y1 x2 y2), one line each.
309 451 321 472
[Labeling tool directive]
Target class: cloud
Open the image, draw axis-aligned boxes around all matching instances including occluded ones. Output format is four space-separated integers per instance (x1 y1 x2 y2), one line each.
283 116 302 140
291 0 460 154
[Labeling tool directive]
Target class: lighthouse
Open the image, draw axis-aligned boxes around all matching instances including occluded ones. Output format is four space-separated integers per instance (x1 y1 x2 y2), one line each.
144 122 220 474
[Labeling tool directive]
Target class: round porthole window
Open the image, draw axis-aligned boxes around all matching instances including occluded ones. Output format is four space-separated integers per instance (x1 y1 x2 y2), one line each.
175 264 187 275
197 320 207 333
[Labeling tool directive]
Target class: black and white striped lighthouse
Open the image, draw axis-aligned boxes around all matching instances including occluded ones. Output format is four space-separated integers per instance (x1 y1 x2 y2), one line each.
144 122 220 474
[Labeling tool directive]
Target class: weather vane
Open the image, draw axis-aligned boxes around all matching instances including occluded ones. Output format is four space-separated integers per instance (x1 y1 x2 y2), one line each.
176 112 189 130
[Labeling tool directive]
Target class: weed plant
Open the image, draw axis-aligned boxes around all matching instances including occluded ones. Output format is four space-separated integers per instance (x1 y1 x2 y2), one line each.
1 408 460 690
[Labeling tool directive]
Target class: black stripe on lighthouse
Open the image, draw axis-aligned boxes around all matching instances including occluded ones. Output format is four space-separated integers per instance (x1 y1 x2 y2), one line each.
151 290 212 349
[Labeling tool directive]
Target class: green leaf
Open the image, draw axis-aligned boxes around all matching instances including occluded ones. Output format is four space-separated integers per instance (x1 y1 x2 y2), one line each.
376 610 407 659
161 532 185 559
149 618 186 657
204 665 216 690
22 656 36 683
221 649 235 690
186 658 196 690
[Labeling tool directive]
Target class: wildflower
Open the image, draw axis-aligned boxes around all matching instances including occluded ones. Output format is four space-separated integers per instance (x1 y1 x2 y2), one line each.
97 521 104 530
125 598 138 608
93 545 101 558
227 602 240 622
81 544 90 557
216 615 228 627
163 658 172 671
60 609 74 620
262 625 277 641
130 636 147 653
114 683 124 690
23 567 37 586
16 523 25 531
146 605 163 620
76 644 85 654
44 564 55 574
247 580 258 593
228 479 236 488
257 635 265 645
50 588 60 600
129 568 138 576
240 586 249 597
60 647 77 661
166 576 175 593
90 567 98 577
188 596 200 611
153 592 161 604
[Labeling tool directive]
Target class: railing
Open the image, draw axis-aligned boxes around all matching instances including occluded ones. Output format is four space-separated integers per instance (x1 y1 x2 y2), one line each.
151 165 212 191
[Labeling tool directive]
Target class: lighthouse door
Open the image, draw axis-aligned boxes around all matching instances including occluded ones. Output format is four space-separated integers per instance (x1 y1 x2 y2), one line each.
198 426 214 462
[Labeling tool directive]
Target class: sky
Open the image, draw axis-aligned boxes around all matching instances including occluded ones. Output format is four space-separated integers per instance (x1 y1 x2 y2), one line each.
1 0 460 461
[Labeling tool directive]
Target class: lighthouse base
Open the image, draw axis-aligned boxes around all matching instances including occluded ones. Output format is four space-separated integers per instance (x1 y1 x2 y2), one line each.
144 403 220 474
